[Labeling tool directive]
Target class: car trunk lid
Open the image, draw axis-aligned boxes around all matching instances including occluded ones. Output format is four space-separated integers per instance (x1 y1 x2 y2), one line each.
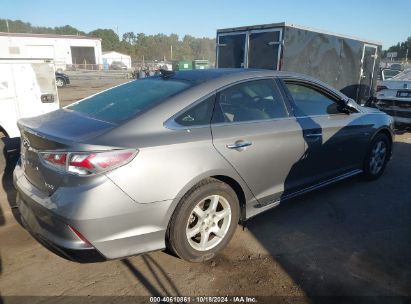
18 109 116 195
380 80 411 90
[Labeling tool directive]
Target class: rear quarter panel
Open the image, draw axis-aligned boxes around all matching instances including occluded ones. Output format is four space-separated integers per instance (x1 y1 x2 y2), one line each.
105 126 256 207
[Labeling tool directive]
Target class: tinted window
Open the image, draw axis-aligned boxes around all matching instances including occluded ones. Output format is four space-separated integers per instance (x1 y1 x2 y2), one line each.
285 83 339 116
213 80 287 123
67 78 191 123
175 95 215 126
382 69 400 80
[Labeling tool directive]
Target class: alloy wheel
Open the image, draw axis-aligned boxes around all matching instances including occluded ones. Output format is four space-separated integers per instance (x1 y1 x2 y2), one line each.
369 140 387 175
186 195 232 251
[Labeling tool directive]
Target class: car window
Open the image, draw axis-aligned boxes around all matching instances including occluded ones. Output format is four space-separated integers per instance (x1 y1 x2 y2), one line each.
285 82 340 116
66 78 191 123
382 69 401 80
213 79 287 123
175 95 215 126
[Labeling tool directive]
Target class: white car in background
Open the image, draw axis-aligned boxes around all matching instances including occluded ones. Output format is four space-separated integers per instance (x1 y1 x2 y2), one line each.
375 69 411 126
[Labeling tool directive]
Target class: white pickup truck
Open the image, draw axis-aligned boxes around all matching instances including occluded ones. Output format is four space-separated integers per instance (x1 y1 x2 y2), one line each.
0 59 60 171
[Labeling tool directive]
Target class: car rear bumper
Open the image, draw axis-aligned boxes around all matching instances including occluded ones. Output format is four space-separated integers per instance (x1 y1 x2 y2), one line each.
392 116 411 124
382 112 411 124
375 99 411 124
19 211 106 263
13 162 174 262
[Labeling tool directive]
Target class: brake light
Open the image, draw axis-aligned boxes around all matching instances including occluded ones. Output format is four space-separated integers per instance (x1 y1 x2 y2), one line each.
376 85 388 92
41 149 137 175
69 150 137 175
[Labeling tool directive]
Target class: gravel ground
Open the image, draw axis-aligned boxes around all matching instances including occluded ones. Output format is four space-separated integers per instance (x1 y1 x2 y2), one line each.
0 78 410 302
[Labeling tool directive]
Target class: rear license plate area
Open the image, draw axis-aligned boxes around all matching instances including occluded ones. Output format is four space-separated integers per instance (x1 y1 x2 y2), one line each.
396 90 411 98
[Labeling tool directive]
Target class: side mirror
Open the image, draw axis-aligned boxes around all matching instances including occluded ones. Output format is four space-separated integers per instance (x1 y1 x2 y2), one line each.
337 98 350 114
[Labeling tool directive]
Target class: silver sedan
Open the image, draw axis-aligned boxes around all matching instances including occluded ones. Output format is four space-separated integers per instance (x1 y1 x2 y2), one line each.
375 68 411 126
13 69 394 263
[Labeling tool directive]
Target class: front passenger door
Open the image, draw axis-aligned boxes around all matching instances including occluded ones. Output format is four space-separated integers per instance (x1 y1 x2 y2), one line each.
282 80 369 188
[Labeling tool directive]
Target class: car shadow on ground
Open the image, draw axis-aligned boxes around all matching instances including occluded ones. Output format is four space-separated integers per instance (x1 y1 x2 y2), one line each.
245 139 411 297
122 255 180 296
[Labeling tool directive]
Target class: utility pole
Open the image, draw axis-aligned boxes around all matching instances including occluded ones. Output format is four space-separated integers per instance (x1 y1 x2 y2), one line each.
406 48 409 64
170 45 173 61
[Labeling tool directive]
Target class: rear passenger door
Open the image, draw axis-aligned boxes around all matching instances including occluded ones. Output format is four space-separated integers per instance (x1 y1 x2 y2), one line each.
211 79 305 207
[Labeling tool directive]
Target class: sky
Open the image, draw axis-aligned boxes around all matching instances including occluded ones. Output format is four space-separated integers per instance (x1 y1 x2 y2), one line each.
2 0 411 49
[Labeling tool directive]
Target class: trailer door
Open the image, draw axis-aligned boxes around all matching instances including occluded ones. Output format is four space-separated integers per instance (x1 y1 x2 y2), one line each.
13 62 59 119
217 32 247 68
358 44 378 104
248 29 282 70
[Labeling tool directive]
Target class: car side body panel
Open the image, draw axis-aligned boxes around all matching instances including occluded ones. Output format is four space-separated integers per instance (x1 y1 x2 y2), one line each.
106 126 257 207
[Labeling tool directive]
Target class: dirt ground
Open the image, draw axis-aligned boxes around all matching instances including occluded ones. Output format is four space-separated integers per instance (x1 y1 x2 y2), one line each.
0 78 410 302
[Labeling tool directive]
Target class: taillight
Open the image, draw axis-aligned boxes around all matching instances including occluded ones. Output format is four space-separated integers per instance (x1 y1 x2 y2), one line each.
41 149 137 175
376 85 388 92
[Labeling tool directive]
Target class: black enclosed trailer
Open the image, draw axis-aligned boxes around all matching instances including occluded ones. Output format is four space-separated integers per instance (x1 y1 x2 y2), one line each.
216 22 382 105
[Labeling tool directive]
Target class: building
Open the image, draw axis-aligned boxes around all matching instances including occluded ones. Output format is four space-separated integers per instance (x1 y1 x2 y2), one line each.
0 32 102 70
102 51 132 69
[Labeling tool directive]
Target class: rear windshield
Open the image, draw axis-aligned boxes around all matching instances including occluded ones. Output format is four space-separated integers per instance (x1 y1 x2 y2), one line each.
66 78 191 123
392 69 411 81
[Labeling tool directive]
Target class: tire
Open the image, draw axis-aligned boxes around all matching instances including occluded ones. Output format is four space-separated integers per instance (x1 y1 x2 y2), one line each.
167 178 240 262
56 77 65 88
363 133 391 180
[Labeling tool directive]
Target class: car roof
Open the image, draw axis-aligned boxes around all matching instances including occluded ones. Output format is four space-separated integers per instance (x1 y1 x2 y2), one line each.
165 68 324 84
164 69 346 99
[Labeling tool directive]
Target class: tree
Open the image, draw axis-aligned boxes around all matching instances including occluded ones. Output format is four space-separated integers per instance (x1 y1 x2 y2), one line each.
89 29 119 51
385 36 411 59
122 32 136 44
0 18 217 63
55 25 85 36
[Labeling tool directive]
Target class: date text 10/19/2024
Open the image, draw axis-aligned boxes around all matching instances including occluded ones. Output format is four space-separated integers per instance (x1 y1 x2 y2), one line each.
150 296 258 303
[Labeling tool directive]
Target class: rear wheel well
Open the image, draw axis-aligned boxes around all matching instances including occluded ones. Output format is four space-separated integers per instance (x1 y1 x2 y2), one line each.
0 126 8 138
212 175 246 221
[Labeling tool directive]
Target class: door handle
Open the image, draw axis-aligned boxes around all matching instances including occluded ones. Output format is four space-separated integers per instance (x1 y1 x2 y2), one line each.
41 94 55 103
226 141 253 150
